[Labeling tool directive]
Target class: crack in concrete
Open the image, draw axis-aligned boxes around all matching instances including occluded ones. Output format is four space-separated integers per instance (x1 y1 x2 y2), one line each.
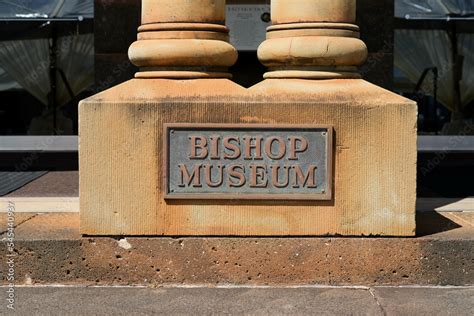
369 287 387 316
0 213 39 236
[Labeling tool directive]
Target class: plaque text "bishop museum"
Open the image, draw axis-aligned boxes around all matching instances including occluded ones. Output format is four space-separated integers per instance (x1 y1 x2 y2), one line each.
164 124 332 200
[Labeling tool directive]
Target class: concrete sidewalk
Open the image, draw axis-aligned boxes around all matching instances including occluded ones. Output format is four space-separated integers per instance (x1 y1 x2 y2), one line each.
1 286 473 315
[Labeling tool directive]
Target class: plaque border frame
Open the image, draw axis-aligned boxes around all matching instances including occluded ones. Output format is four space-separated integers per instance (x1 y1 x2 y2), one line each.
163 123 333 201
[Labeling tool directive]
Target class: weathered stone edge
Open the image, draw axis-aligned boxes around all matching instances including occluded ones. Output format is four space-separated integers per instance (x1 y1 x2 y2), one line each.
1 237 472 286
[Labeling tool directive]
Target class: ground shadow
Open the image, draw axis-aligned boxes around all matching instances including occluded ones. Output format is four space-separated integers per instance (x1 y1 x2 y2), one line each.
416 211 462 237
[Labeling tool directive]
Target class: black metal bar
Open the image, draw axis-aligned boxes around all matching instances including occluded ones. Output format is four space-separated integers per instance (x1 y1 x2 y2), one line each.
0 20 94 41
448 22 463 121
433 67 439 133
394 18 474 33
57 68 78 134
413 68 434 94
57 68 75 100
0 18 92 22
49 23 58 134
412 67 439 133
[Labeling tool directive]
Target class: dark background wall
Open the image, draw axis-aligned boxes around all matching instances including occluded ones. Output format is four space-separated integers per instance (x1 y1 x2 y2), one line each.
357 0 394 90
94 0 395 91
94 0 140 93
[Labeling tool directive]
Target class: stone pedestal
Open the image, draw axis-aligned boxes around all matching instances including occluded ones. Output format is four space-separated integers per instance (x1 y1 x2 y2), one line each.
81 0 246 235
80 0 417 236
250 0 417 235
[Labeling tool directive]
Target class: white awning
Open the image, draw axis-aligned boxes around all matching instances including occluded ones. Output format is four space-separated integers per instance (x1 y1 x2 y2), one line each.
0 0 93 20
396 0 474 19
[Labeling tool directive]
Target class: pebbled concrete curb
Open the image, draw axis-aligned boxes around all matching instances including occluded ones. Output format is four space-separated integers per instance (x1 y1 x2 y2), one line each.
1 212 473 286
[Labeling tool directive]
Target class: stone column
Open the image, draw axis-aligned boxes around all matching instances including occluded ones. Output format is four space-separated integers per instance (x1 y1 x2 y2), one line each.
128 0 237 79
258 0 367 79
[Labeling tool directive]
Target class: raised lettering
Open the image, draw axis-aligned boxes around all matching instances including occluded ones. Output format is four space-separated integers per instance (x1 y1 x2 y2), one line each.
204 164 224 187
292 165 317 188
189 136 208 159
223 137 241 159
250 164 268 188
179 164 202 187
244 136 263 160
270 165 290 188
288 136 309 160
209 136 221 159
265 137 286 160
228 164 246 187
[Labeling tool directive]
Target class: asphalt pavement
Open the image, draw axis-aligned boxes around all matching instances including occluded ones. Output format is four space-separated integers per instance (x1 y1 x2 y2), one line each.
1 286 473 315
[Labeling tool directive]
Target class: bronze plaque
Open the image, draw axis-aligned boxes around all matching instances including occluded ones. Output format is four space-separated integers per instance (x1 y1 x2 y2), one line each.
164 124 333 200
